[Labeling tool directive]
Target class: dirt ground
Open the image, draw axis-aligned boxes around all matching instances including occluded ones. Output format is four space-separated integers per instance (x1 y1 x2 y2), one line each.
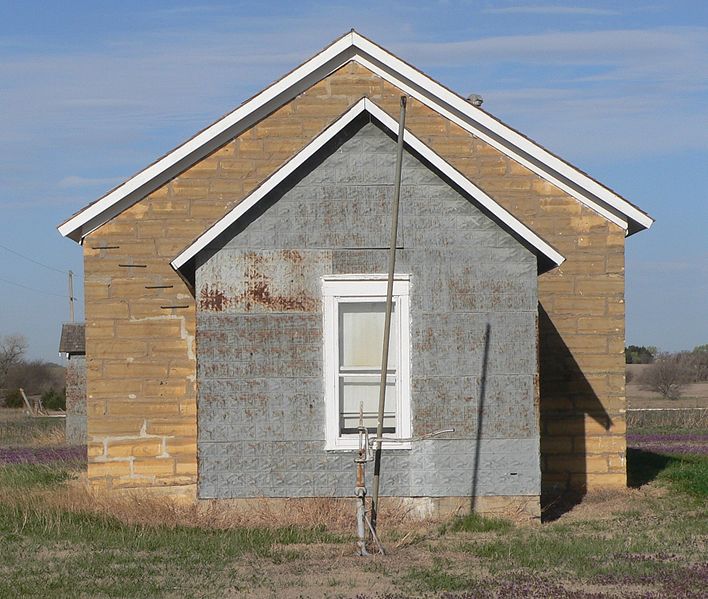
221 486 695 599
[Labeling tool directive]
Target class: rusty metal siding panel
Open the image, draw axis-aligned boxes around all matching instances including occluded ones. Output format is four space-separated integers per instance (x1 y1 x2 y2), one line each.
196 121 540 499
197 250 331 314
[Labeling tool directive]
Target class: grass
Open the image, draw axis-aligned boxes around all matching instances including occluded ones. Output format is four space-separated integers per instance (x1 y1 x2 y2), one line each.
440 511 513 534
402 558 476 593
398 428 708 597
0 409 66 447
626 407 708 434
0 466 346 598
656 453 708 497
627 448 708 499
0 462 76 487
0 411 706 597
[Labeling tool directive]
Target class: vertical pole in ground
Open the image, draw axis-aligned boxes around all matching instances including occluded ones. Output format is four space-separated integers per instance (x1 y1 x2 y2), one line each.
370 95 407 536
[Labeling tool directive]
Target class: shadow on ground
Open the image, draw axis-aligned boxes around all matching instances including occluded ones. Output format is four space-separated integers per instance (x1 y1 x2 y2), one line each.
542 449 678 521
626 448 674 488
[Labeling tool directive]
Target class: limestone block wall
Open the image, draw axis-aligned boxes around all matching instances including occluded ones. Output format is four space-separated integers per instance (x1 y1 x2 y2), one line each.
82 61 625 492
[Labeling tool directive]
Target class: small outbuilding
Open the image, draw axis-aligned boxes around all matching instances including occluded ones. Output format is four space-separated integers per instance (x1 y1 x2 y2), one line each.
58 31 652 519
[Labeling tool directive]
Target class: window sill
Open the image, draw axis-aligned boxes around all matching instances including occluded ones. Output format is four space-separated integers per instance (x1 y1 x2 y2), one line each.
324 440 412 452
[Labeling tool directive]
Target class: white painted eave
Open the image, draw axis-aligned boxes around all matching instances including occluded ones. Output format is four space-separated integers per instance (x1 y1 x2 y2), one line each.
58 30 653 243
171 97 565 276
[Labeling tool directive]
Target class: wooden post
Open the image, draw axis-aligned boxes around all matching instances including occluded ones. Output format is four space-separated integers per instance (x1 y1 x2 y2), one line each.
19 388 33 414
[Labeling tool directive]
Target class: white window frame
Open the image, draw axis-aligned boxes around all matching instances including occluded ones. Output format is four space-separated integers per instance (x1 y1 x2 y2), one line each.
322 274 412 451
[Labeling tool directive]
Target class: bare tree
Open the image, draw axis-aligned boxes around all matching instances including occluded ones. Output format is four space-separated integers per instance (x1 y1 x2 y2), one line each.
640 352 689 400
686 346 708 383
0 334 28 388
5 359 64 395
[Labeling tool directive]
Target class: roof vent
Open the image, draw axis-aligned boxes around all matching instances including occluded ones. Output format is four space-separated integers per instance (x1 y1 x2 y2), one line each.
467 94 484 107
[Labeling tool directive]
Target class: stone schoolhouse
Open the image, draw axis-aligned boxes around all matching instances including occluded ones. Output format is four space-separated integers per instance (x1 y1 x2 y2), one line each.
59 31 652 519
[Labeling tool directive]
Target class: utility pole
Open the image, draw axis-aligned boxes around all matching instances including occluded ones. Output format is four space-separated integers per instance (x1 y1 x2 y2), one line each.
68 270 75 322
370 95 407 536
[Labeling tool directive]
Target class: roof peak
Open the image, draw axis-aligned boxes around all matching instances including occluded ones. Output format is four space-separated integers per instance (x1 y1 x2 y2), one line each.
58 30 652 243
170 96 564 280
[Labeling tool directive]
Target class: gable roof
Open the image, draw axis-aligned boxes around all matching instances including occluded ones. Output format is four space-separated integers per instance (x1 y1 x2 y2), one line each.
57 30 653 243
171 97 565 281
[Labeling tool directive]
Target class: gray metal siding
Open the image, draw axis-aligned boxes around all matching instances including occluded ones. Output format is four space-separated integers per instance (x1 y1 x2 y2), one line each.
196 121 540 499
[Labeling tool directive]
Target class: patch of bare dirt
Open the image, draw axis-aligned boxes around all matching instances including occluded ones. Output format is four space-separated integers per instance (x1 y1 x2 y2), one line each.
545 484 666 524
230 543 438 598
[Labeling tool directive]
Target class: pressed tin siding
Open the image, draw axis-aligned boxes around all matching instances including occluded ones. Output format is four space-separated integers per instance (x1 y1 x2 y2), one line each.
196 121 540 499
65 356 87 445
82 61 625 492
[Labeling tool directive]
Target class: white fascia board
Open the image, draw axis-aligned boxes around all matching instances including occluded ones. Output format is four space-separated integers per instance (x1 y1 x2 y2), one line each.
59 31 651 243
57 33 358 241
171 97 564 273
351 55 625 231
365 100 565 267
350 33 654 232
171 97 368 269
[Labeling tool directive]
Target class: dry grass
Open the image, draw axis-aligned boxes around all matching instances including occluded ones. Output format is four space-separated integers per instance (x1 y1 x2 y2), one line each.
627 407 708 432
0 409 66 447
0 478 423 537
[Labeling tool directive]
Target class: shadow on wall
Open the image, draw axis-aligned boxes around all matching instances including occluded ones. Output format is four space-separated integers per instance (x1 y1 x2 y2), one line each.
470 322 490 512
538 304 612 522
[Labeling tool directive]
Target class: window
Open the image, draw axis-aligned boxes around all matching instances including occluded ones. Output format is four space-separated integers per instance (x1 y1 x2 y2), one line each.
323 275 411 450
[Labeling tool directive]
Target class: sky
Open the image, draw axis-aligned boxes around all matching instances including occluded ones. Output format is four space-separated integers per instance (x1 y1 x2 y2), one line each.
0 1 706 361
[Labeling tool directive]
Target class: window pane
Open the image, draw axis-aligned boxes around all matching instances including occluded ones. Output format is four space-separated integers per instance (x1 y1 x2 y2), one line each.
339 302 397 370
340 375 396 433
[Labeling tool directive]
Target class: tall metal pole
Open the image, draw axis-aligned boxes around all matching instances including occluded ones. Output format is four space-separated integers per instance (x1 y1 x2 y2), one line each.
68 270 75 322
370 96 407 535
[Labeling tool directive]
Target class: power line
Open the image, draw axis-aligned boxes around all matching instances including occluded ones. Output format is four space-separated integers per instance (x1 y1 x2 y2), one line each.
0 243 68 275
0 275 70 299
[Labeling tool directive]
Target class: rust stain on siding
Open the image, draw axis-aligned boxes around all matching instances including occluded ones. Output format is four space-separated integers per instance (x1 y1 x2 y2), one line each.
200 252 320 313
280 249 304 264
242 257 318 312
199 285 230 311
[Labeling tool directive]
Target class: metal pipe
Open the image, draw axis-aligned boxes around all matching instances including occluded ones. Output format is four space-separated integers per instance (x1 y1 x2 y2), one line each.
370 95 407 535
355 461 369 556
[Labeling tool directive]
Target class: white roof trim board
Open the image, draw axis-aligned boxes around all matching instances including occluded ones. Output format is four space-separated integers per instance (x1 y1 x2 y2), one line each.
58 30 653 242
171 98 565 273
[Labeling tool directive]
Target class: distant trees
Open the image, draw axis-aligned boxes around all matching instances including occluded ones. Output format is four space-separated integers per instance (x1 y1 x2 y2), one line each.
1 333 65 408
625 345 656 364
684 345 708 383
637 345 708 400
0 334 28 389
639 353 688 400
5 359 64 395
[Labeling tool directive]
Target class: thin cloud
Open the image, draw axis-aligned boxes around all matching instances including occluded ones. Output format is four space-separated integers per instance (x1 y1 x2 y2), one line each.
393 27 708 159
399 27 708 69
483 5 619 16
1 21 707 213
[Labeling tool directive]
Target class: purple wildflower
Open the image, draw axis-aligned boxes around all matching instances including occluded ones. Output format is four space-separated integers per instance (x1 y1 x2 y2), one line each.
626 432 708 456
0 445 87 465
